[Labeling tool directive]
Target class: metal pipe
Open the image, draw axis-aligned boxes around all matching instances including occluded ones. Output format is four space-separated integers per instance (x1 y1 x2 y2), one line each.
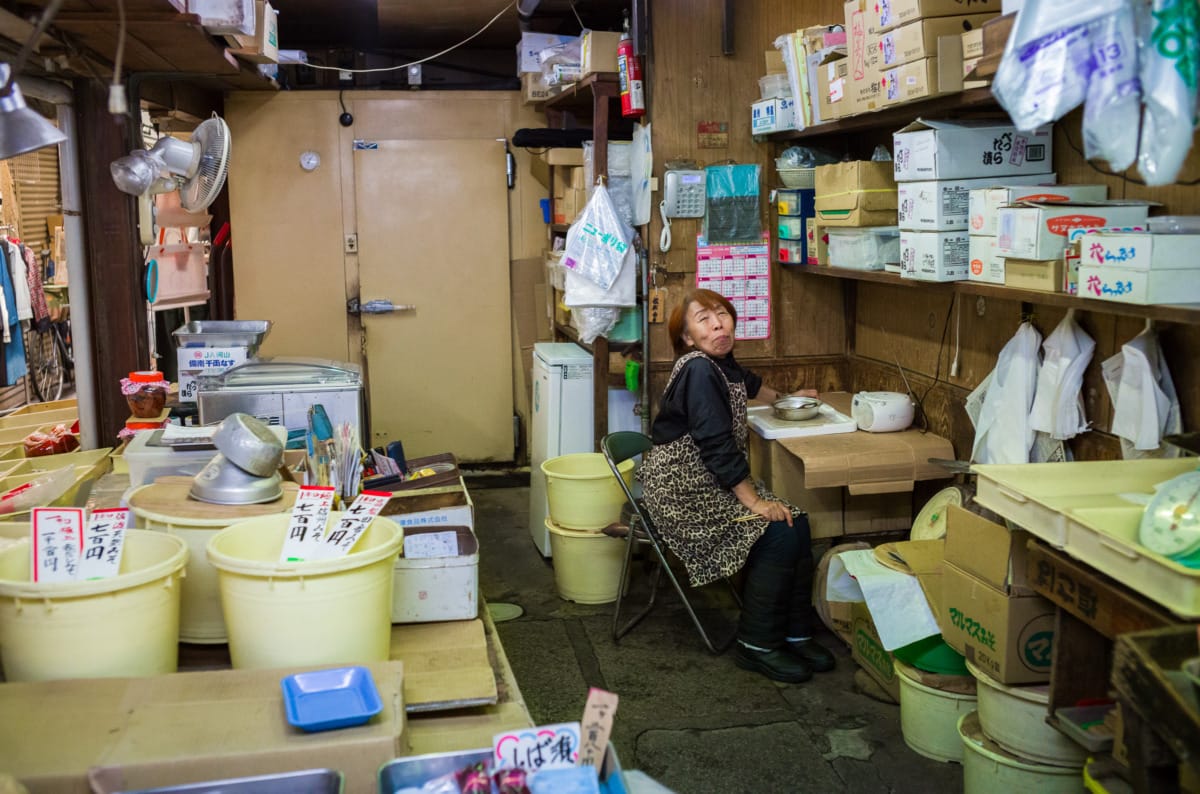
19 77 99 448
516 0 542 32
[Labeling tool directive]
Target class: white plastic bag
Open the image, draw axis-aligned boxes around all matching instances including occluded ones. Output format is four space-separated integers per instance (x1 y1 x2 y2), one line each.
564 243 636 307
561 185 632 292
1082 8 1142 169
570 306 620 344
971 322 1042 464
1102 325 1182 455
1137 0 1200 186
1029 310 1095 440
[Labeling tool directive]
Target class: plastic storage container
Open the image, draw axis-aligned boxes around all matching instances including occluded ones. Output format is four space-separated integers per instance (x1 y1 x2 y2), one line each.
206 513 403 669
778 217 805 239
607 306 643 343
759 73 791 99
967 661 1087 767
0 530 187 681
897 662 978 762
777 168 816 189
541 453 634 531
777 187 814 214
777 240 806 263
545 518 626 604
827 227 901 270
378 744 626 793
958 712 1083 794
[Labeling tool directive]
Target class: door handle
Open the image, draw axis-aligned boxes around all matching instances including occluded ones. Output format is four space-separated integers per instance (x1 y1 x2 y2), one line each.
347 298 417 315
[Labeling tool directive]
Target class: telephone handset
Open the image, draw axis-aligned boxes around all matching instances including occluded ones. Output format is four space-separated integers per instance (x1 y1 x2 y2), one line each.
662 169 706 218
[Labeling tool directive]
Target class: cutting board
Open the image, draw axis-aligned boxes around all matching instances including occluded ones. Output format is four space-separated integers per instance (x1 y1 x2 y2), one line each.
747 403 858 440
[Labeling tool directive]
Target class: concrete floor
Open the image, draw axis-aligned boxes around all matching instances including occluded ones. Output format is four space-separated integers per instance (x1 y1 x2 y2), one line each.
472 483 966 794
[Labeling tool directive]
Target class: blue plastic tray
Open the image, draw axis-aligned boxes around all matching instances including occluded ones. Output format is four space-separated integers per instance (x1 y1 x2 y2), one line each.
281 666 383 732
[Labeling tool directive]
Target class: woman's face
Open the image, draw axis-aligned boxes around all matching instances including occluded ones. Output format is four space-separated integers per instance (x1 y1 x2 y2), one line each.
682 300 735 357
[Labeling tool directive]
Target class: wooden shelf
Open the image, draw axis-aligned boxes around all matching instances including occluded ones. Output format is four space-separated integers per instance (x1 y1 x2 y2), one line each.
553 322 639 355
542 73 620 113
550 223 571 234
788 265 1200 325
768 87 999 141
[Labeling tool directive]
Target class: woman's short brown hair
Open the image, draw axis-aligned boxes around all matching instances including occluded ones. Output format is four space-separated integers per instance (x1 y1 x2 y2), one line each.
667 288 738 357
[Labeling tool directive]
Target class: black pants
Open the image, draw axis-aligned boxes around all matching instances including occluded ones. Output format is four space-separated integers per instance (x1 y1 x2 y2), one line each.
736 514 815 649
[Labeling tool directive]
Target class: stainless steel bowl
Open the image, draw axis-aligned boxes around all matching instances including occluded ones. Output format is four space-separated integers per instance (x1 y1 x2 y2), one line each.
190 453 284 505
213 413 283 477
772 396 822 422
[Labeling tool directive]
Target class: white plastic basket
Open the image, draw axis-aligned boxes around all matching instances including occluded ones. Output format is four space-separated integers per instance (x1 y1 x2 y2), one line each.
777 167 816 189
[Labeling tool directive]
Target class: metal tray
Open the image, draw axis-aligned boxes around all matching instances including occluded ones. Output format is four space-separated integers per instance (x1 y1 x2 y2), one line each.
378 744 627 794
172 320 272 350
119 769 341 793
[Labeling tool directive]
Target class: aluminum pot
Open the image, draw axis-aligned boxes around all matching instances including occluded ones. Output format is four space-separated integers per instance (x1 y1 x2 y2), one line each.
772 396 822 422
213 412 283 477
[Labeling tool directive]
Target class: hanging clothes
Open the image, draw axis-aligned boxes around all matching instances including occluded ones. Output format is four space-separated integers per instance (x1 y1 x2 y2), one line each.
22 245 49 327
0 245 11 345
0 245 27 385
7 241 31 322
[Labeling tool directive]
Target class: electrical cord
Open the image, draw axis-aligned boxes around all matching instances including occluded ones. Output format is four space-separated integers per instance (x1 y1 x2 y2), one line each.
910 293 957 433
658 199 671 253
301 2 514 75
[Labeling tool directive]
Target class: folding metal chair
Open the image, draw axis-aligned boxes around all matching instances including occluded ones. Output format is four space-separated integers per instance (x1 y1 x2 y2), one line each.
601 431 738 655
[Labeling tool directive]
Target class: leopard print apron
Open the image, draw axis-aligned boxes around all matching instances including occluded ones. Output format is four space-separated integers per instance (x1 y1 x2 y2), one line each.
638 350 793 587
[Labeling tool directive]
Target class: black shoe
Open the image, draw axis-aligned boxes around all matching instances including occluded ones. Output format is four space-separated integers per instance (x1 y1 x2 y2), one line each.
733 643 813 683
787 639 836 673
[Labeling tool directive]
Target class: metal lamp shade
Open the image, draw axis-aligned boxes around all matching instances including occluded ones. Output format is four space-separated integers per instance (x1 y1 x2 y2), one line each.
0 81 65 160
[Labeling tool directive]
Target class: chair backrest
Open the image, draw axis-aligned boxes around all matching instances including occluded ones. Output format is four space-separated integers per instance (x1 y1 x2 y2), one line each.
601 431 651 509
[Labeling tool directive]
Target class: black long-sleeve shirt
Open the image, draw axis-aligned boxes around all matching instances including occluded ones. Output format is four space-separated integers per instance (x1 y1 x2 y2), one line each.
651 353 762 489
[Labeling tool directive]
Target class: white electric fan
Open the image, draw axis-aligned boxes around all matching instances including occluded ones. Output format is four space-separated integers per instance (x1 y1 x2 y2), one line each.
109 114 231 245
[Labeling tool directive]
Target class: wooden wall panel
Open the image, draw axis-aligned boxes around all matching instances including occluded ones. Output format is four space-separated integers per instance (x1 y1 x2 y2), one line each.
647 0 847 370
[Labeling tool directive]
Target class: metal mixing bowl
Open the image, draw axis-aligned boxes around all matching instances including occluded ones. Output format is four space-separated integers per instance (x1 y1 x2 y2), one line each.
772 396 822 422
190 453 284 505
213 412 284 477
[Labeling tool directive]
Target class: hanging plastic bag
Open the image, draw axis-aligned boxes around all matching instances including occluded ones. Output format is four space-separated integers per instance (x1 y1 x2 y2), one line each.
1102 324 1182 455
631 123 653 226
564 242 636 307
570 306 621 344
1029 310 1095 440
1137 0 1200 186
703 164 762 244
993 0 1130 130
561 184 632 292
971 322 1042 464
1082 7 1142 170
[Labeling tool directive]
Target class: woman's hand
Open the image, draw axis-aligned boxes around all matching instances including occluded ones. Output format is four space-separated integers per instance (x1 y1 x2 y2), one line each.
751 497 793 526
790 388 819 399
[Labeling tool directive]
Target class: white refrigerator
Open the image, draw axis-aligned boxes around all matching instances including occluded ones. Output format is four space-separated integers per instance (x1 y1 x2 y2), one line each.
530 342 640 556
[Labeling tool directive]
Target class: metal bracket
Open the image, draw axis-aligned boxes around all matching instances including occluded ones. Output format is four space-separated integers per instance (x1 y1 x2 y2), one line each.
347 298 416 316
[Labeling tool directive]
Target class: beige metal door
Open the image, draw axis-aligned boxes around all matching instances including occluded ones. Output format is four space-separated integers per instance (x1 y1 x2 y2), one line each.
354 139 513 461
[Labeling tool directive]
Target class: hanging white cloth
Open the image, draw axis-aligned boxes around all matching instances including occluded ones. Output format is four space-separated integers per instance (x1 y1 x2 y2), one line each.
1029 309 1094 440
6 241 31 322
971 322 1042 464
1103 324 1182 455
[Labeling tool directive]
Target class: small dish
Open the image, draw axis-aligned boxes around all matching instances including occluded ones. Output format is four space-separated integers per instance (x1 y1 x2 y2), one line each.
281 666 383 732
772 396 822 422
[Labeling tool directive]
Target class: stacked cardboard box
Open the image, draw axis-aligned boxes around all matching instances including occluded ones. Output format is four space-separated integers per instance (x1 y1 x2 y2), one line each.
814 161 897 270
843 0 883 116
869 13 996 105
1076 231 1200 305
892 119 1054 282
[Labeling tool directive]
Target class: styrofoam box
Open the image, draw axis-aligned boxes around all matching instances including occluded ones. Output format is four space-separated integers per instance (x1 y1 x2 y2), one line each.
124 424 288 488
968 235 1003 284
900 230 969 281
968 182 1103 235
971 459 1199 548
392 525 479 623
1079 233 1200 271
898 174 1052 231
1077 265 1200 306
893 119 1053 181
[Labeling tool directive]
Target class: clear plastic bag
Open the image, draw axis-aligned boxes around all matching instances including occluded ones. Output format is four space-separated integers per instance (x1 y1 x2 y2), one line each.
703 164 761 243
561 185 632 292
1082 8 1142 169
0 467 77 516
564 243 636 307
1138 0 1200 186
570 306 620 344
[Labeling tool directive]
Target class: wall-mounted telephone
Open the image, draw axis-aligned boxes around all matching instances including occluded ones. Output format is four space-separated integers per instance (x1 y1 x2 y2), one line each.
662 169 706 218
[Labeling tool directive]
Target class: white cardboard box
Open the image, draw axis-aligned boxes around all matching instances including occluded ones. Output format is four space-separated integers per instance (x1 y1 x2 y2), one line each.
996 202 1153 260
893 119 1053 181
901 230 970 281
393 525 479 624
1078 232 1200 271
516 32 578 74
752 97 796 134
969 182 1104 235
968 235 1004 284
1077 266 1200 305
898 173 1052 231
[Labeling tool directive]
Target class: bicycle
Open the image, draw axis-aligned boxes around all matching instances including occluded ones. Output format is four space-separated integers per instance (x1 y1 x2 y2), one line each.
24 284 72 403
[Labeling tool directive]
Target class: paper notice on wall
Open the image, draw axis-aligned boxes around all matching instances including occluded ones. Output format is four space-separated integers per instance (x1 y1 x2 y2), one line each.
278 485 337 563
315 490 391 558
695 233 772 341
31 508 85 583
826 549 941 650
77 508 130 580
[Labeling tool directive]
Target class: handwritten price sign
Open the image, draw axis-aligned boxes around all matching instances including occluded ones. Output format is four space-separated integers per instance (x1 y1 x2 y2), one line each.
278 485 337 563
493 722 581 771
315 491 391 559
77 508 130 580
31 508 85 583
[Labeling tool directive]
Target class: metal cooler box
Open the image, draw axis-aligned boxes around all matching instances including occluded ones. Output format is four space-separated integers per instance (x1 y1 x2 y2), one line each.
198 357 365 439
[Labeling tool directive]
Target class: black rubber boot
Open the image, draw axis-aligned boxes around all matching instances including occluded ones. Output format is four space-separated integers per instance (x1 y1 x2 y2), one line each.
734 643 813 683
787 638 836 673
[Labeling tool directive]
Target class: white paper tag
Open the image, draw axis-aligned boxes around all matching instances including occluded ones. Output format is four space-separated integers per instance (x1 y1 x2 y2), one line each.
278 485 337 563
31 508 85 583
77 508 130 580
316 491 390 558
403 530 460 560
493 722 581 771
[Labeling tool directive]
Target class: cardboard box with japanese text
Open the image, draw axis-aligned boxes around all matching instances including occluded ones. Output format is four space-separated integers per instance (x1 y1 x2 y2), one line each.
1077 265 1200 305
851 600 900 701
814 161 898 227
1078 232 1200 271
968 181 1099 235
517 32 578 74
381 475 475 532
900 230 969 281
893 119 1053 181
815 49 852 121
752 97 796 134
875 0 1002 32
1005 257 1065 292
995 201 1152 260
869 13 997 70
899 173 1052 231
968 234 1003 284
943 506 1035 596
845 0 883 115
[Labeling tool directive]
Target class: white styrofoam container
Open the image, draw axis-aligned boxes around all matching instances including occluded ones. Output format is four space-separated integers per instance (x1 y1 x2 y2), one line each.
968 235 1003 284
392 526 479 623
898 174 1051 231
971 459 1200 548
892 119 1053 181
900 230 969 281
968 182 1102 235
190 0 256 35
384 490 475 533
1078 232 1200 271
1077 265 1200 305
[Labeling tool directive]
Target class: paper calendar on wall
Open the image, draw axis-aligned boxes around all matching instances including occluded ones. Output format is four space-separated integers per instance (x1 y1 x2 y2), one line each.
694 233 771 341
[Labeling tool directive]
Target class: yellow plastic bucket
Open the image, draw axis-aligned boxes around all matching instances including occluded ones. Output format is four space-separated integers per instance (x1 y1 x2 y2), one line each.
206 513 403 669
546 518 626 604
128 485 298 644
959 711 1083 793
0 530 187 682
541 453 634 530
897 661 978 762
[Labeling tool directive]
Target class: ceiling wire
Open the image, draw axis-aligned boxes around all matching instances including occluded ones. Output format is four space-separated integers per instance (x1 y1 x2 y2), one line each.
301 1 515 75
568 0 585 28
113 0 126 84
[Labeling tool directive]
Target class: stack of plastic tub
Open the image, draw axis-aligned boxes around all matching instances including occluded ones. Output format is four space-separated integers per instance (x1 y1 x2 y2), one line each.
776 181 815 265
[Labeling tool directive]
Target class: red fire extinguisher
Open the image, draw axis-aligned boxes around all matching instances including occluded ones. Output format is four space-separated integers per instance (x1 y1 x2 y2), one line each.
617 16 645 118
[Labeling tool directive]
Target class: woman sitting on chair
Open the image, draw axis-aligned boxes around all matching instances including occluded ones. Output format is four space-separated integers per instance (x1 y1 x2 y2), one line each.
638 288 835 683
